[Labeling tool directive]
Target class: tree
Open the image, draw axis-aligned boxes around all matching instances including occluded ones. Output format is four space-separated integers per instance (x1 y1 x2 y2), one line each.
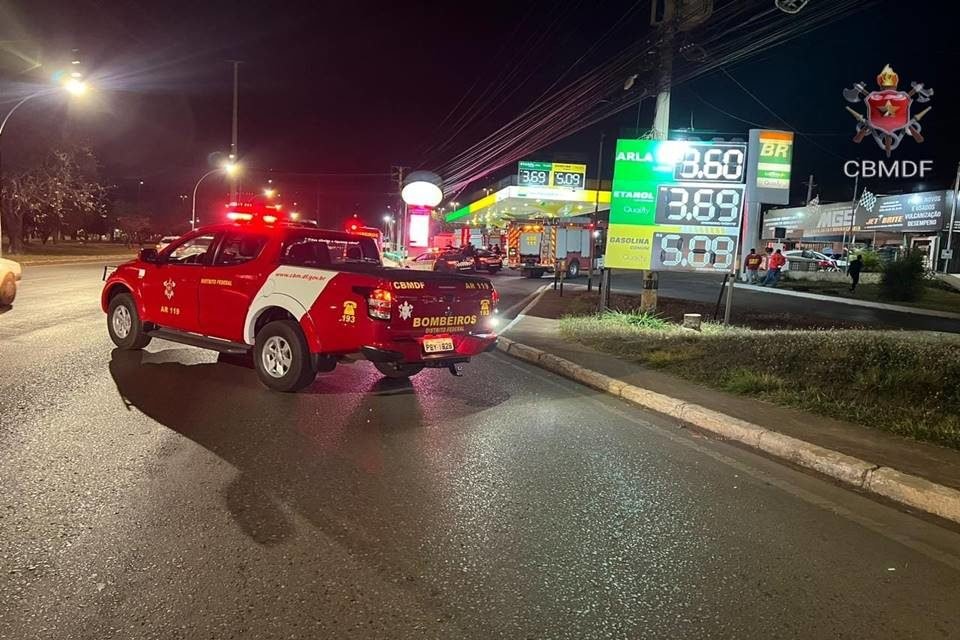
880 249 927 302
115 215 152 246
0 146 108 252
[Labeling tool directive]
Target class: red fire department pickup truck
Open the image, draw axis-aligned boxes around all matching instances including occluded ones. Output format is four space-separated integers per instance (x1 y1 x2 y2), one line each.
101 214 498 391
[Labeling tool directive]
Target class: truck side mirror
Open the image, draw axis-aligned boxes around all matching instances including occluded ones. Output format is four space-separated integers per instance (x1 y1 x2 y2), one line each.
139 247 160 263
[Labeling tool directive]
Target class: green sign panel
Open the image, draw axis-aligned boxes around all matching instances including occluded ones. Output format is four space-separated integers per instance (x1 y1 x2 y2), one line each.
605 139 747 273
755 131 794 190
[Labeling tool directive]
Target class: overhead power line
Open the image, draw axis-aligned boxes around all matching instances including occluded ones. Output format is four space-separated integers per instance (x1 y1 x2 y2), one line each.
430 0 875 195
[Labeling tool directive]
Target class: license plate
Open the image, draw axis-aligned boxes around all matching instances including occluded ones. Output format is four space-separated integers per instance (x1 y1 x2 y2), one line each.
422 337 454 354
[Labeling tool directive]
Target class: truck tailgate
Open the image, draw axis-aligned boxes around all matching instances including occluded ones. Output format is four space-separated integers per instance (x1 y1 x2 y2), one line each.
387 272 496 338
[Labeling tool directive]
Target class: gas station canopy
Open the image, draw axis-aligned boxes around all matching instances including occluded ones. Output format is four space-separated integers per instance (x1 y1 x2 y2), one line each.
444 184 610 227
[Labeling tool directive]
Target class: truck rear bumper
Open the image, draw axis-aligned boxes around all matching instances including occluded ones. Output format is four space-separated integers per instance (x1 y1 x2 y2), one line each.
361 332 497 365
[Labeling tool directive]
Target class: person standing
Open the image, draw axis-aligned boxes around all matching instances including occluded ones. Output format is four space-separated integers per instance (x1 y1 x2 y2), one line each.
848 254 864 292
743 248 763 284
762 249 786 286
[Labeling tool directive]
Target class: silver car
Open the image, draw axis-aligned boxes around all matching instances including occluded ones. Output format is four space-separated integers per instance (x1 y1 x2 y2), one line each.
783 250 841 272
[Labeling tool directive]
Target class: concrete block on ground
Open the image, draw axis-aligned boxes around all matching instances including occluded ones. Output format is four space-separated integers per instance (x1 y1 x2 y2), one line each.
682 314 702 330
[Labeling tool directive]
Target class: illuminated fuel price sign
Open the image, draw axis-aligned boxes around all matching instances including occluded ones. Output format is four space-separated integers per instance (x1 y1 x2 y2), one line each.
605 139 748 273
518 161 552 187
651 231 738 272
672 143 746 182
655 184 744 226
518 161 587 189
550 163 587 189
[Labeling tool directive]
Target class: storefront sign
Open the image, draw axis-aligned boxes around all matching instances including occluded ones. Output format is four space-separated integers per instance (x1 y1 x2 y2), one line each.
762 190 950 238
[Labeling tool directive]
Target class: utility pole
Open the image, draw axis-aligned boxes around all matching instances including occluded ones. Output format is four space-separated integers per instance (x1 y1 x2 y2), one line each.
228 60 242 203
391 165 408 252
843 174 859 253
941 162 959 273
642 0 678 312
588 132 605 292
802 174 817 205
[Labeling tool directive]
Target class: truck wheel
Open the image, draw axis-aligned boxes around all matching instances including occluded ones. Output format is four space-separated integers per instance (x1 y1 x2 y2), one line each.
107 292 152 350
566 260 580 279
373 362 424 379
0 273 16 306
254 320 316 392
487 267 500 274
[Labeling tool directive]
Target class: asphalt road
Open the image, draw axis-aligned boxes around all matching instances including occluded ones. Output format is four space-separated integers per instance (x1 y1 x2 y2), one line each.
3 263 960 639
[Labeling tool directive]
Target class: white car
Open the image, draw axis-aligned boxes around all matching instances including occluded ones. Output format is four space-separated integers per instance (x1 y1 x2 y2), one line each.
156 236 179 252
0 257 23 306
783 250 842 272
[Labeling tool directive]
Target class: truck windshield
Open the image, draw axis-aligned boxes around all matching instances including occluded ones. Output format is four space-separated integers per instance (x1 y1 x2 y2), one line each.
281 233 381 268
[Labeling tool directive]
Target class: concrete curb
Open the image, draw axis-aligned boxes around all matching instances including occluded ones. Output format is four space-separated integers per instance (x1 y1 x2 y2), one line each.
17 255 135 267
495 336 960 525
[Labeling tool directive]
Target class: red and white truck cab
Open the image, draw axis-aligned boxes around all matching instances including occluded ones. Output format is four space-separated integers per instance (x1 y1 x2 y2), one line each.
101 212 498 391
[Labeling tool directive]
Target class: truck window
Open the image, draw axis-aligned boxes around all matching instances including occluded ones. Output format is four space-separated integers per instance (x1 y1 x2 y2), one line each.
282 234 380 267
214 233 267 266
166 234 216 265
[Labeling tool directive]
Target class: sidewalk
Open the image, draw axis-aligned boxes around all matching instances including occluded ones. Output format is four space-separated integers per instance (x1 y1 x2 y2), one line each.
499 297 960 523
735 281 960 320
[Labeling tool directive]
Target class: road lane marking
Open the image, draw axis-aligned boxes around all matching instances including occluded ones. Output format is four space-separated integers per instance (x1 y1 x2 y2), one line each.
499 285 549 335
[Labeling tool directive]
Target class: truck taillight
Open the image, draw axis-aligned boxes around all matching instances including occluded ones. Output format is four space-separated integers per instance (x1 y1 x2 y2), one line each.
367 288 392 320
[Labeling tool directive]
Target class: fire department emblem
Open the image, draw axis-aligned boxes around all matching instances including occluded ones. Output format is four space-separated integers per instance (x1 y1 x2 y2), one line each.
163 278 176 300
843 64 933 157
398 301 413 321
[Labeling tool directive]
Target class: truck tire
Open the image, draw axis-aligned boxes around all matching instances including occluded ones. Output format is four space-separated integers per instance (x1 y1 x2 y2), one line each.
566 260 580 279
254 319 316 392
373 362 424 379
0 273 16 306
107 292 152 350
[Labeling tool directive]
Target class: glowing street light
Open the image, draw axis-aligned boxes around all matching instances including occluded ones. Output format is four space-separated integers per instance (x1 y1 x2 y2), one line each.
0 72 92 257
192 160 242 230
263 187 277 198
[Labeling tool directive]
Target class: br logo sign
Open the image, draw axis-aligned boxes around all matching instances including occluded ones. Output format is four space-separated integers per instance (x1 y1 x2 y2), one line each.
842 64 933 157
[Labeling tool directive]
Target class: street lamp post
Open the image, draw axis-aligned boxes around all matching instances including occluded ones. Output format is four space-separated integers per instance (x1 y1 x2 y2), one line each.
0 79 87 257
191 162 239 231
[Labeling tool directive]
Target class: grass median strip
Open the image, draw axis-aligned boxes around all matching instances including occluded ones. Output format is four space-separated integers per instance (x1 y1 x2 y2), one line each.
561 312 960 450
776 279 960 315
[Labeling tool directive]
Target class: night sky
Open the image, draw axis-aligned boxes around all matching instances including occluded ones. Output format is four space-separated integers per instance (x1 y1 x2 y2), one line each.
1 0 956 233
